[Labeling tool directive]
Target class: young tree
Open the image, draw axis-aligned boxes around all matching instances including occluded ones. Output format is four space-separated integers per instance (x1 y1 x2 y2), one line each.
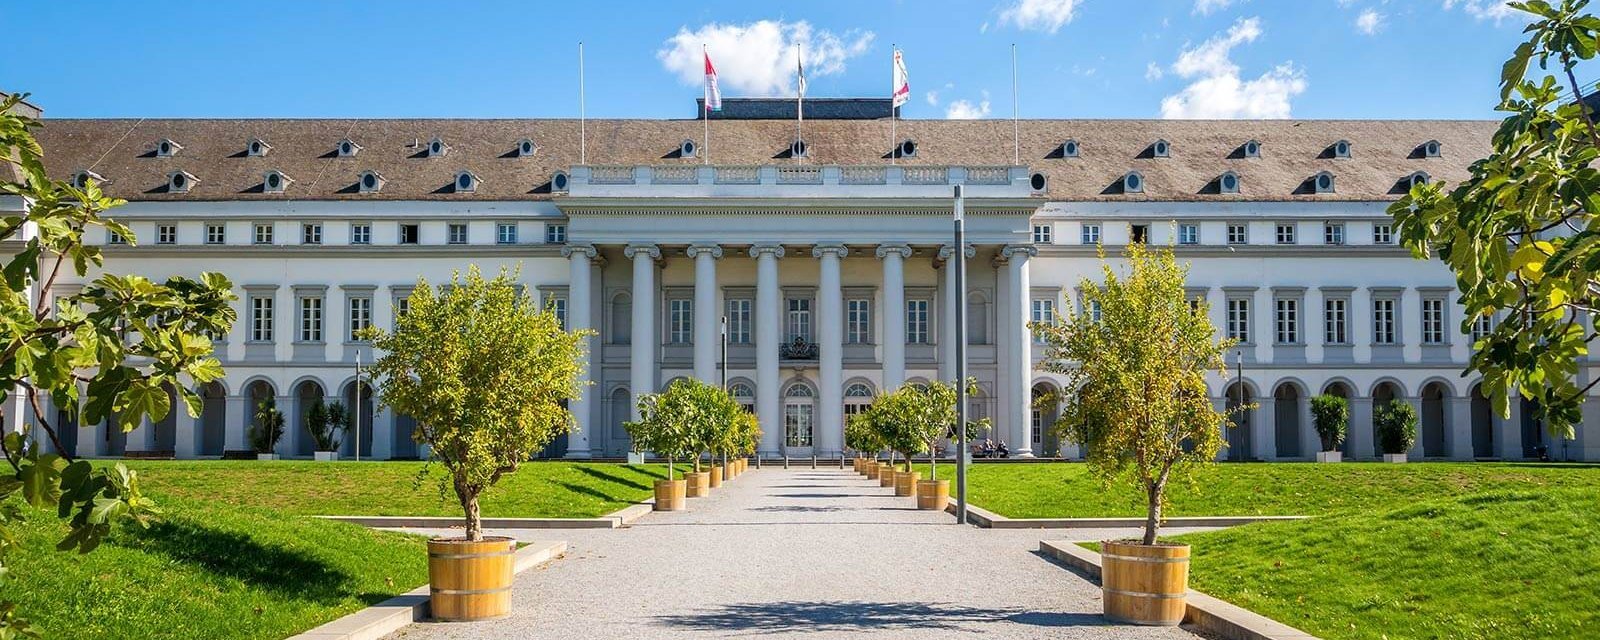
623 379 741 480
874 381 986 481
1034 245 1240 545
1310 394 1350 453
1375 399 1419 456
0 93 237 634
363 266 588 541
1391 0 1600 437
250 398 286 454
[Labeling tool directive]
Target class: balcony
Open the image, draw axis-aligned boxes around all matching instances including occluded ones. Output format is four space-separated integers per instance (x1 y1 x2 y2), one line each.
779 336 819 362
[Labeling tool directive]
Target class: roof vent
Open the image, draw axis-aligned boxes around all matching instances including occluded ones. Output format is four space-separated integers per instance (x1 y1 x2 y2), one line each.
71 170 106 189
155 138 181 158
1219 171 1240 194
358 170 384 194
1314 171 1336 194
337 139 362 158
1029 172 1048 193
1060 139 1079 158
790 139 809 158
263 170 291 194
1242 139 1261 158
1123 171 1145 194
1409 171 1431 189
428 137 449 158
1332 139 1351 159
897 139 917 158
551 170 570 193
167 170 197 194
454 170 478 193
1151 139 1170 158
1421 139 1441 158
517 138 538 157
247 138 271 157
680 138 698 159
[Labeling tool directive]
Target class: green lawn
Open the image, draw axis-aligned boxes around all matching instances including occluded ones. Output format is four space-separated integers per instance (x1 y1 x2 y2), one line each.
916 461 1600 518
120 460 669 518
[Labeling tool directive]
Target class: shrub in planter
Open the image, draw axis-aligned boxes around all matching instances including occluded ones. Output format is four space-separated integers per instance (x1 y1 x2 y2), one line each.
1034 245 1242 626
1375 399 1418 462
305 399 347 460
846 412 886 477
873 381 986 508
625 391 692 511
251 398 287 460
362 266 587 622
1310 394 1349 461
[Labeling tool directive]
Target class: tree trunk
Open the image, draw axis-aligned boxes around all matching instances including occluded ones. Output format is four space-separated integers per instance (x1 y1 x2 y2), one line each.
1143 481 1163 546
457 479 482 542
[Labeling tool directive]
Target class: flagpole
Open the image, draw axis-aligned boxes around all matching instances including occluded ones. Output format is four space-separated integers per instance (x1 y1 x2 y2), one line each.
703 44 710 165
890 45 897 166
579 41 587 166
1011 43 1020 166
354 349 362 462
796 44 803 159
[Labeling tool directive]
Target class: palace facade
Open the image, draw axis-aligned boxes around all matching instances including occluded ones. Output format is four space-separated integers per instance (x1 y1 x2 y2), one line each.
9 98 1598 462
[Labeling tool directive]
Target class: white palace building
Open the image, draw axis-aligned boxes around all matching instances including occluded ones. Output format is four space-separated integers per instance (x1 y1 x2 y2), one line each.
9 97 1599 463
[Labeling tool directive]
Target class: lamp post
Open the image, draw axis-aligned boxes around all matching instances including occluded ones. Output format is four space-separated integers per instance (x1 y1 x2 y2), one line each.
354 348 363 462
954 184 969 525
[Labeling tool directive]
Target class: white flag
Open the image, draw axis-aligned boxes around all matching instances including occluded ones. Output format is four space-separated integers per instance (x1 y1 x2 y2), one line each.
891 48 910 108
704 51 722 112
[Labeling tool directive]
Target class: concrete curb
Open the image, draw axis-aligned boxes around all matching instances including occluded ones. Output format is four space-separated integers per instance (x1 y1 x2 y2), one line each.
1038 540 1320 640
288 540 567 640
945 502 1307 529
316 500 658 530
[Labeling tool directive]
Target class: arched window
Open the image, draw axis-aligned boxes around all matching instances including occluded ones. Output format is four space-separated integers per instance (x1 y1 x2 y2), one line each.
783 383 815 448
730 382 755 413
843 382 874 423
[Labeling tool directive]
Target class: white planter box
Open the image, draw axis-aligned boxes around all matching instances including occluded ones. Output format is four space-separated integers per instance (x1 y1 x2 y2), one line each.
1316 451 1343 463
256 453 280 461
314 451 340 462
1383 453 1408 464
626 452 646 465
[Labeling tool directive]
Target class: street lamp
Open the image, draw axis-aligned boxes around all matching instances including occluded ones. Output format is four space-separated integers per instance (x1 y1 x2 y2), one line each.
954 184 969 525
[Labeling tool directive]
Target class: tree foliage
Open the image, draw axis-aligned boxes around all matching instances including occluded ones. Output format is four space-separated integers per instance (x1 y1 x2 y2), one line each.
303 399 346 453
1390 0 1600 437
362 265 588 541
624 378 751 478
1033 244 1240 545
1310 394 1350 452
860 381 986 479
249 397 286 454
1375 399 1419 456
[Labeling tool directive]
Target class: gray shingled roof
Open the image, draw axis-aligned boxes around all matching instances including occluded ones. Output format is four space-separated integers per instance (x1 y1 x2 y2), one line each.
32 118 1496 202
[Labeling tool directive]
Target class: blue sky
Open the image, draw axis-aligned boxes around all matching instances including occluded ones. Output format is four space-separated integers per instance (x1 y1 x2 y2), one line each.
1 0 1558 120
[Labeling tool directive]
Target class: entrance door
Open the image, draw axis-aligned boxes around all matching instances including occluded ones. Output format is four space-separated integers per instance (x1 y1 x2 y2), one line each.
783 383 816 457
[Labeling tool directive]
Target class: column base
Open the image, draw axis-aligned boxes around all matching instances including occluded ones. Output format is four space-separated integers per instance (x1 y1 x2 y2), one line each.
563 449 595 460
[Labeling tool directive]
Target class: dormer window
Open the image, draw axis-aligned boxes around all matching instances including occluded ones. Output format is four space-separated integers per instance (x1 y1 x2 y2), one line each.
155 138 181 158
1314 171 1336 194
1151 139 1170 158
1060 139 1080 158
427 137 449 158
1422 139 1441 158
358 170 384 194
897 139 917 158
1219 171 1240 194
167 170 197 194
71 170 105 189
337 139 362 157
517 138 538 157
1124 171 1145 193
1243 140 1261 158
679 138 698 159
1409 171 1431 189
263 170 291 194
790 139 809 158
247 138 271 157
551 171 570 193
1332 139 1351 159
454 170 479 193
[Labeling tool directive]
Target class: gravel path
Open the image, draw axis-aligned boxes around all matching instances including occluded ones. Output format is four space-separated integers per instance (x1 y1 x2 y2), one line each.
386 466 1211 639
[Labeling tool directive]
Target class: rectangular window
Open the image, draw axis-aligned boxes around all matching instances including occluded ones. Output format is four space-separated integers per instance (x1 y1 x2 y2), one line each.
497 223 518 245
906 299 930 344
1373 298 1397 345
399 223 420 245
1323 298 1348 345
350 223 372 245
107 230 127 245
1470 313 1493 343
250 296 274 342
447 223 468 244
298 296 323 342
1080 223 1101 245
548 296 567 330
347 297 372 342
784 403 814 447
669 299 693 344
1031 299 1055 344
846 298 872 344
1422 298 1445 344
253 223 274 245
302 223 323 245
1130 224 1149 244
1227 223 1248 244
1275 223 1297 245
1324 223 1345 246
1275 298 1299 344
1178 224 1199 245
1031 224 1052 244
393 297 411 325
1373 223 1394 245
1088 300 1102 323
786 298 812 342
726 298 751 344
157 224 177 245
546 224 567 244
1227 298 1251 343
205 223 226 245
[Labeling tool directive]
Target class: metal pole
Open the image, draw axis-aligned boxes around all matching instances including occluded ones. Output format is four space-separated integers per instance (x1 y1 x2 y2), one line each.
721 315 728 471
354 348 361 463
954 184 968 525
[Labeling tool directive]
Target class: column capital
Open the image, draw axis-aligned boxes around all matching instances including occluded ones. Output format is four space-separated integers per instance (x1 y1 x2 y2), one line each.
623 243 660 260
749 243 786 259
937 244 977 261
686 244 724 259
812 243 849 259
561 243 598 260
999 244 1038 261
875 243 913 259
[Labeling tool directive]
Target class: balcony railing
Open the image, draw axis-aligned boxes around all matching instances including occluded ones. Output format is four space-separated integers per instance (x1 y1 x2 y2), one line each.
566 164 1034 196
779 337 819 361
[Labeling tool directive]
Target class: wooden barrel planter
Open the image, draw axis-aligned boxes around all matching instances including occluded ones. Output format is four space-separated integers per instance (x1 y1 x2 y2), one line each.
1100 540 1190 626
916 479 950 510
894 470 920 497
686 471 712 497
865 462 881 479
653 478 687 511
709 465 724 488
878 465 897 488
426 537 515 621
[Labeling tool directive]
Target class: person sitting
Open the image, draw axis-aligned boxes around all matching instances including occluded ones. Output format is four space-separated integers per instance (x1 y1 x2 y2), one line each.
997 441 1010 458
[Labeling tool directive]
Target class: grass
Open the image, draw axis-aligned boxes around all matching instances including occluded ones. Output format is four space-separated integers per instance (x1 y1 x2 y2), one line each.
913 461 1600 518
119 460 671 519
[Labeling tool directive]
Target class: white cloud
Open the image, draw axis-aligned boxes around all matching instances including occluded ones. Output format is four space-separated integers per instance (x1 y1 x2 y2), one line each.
926 90 941 107
1193 0 1242 15
1355 9 1384 35
945 91 992 119
658 20 874 96
998 0 1083 34
1160 17 1307 119
1443 0 1521 23
1145 61 1164 81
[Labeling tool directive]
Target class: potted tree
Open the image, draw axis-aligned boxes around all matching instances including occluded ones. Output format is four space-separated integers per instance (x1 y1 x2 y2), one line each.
1375 399 1418 463
846 412 876 475
1311 394 1349 463
1034 245 1240 627
362 266 587 622
251 398 286 461
625 390 692 511
306 399 346 461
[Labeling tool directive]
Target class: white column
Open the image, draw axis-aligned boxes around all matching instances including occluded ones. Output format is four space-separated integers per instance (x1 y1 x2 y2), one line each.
1400 287 1422 363
688 244 722 383
1502 397 1525 459
1305 286 1325 364
1349 397 1375 459
372 406 394 460
877 244 911 390
625 244 659 420
752 244 785 456
175 402 199 459
1255 394 1277 460
225 395 248 452
1299 395 1318 460
274 394 293 457
993 253 1012 450
1003 245 1037 457
815 244 847 457
563 244 598 458
1405 396 1425 460
1448 395 1474 460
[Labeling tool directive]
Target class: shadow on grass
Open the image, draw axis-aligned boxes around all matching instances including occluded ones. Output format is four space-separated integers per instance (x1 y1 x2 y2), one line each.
654 601 1103 631
555 480 630 505
128 519 357 605
575 464 661 491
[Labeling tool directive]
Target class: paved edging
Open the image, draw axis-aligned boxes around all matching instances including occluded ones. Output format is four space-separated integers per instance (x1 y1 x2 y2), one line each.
1038 540 1320 640
316 500 657 530
945 502 1308 529
287 540 566 640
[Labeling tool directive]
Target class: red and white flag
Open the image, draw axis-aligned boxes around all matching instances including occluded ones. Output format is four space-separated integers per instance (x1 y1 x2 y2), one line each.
891 48 910 108
704 50 723 112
